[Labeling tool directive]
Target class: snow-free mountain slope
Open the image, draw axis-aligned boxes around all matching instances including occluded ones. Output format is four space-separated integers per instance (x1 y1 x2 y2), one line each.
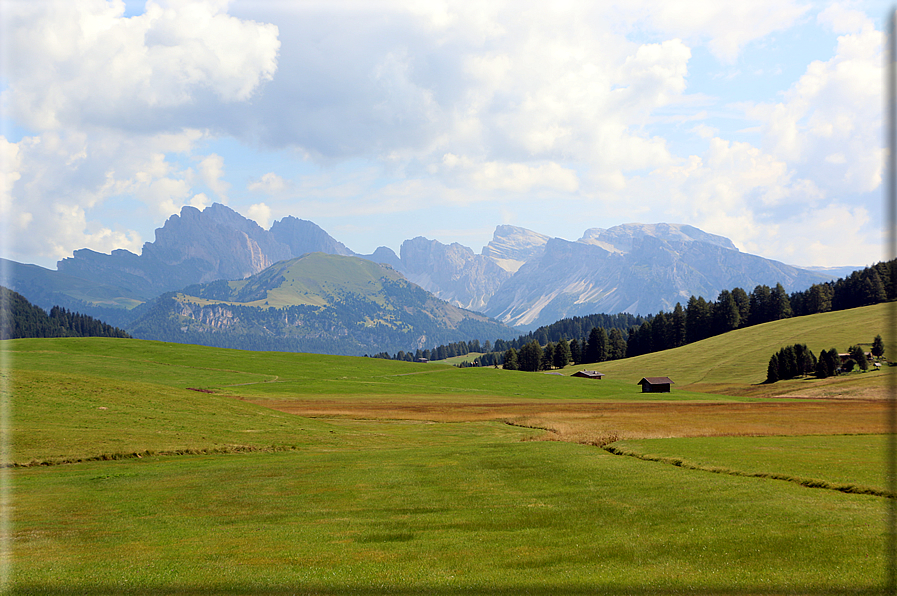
481 225 551 273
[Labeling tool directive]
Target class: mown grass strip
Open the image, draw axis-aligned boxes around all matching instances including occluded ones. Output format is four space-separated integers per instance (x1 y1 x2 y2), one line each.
603 443 896 499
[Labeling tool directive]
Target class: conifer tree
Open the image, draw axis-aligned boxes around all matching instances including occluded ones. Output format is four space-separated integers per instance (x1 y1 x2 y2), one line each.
554 338 571 369
502 348 519 370
766 353 779 383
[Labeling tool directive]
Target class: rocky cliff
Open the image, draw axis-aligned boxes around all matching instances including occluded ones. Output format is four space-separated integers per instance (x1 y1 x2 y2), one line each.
57 204 354 299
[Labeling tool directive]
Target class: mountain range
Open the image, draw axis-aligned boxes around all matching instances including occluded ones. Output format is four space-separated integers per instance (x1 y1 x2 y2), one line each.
4 203 856 346
124 252 513 356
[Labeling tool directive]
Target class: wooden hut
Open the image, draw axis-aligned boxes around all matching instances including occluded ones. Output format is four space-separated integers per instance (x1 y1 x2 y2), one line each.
637 377 674 393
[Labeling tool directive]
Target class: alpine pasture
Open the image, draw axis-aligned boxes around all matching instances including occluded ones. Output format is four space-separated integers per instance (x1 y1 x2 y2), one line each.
2 303 891 594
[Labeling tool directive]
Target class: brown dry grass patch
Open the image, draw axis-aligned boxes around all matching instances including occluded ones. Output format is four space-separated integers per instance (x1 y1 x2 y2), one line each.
252 398 889 445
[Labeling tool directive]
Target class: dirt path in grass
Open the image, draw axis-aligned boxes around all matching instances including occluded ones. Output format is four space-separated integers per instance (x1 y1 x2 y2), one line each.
251 398 889 443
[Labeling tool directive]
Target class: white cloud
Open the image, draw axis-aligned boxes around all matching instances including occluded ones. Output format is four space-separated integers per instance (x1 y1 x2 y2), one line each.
245 202 273 228
2 0 280 130
817 3 873 35
248 172 287 194
633 0 811 63
0 1 884 269
744 15 883 194
440 154 579 193
198 153 229 200
0 137 22 218
0 127 235 263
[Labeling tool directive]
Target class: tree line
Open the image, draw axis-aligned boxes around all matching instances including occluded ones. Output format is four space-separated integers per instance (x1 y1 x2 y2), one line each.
371 312 642 365
765 336 884 383
626 258 896 360
0 286 131 340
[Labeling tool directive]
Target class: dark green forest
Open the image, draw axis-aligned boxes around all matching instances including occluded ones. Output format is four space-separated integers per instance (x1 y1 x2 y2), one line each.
0 286 131 340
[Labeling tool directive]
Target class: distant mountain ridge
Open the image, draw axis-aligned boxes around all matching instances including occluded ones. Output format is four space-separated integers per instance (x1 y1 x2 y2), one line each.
7 203 853 332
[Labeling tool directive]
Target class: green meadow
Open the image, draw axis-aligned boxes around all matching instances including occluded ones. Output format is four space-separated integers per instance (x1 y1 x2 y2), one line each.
581 302 890 388
2 304 893 595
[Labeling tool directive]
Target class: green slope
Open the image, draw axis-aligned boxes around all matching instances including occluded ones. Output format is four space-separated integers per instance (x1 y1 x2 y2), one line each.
573 302 890 390
1 257 143 310
128 253 515 355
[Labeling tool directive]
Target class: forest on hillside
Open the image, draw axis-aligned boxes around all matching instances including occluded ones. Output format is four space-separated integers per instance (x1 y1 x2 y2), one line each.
0 287 131 340
397 258 896 370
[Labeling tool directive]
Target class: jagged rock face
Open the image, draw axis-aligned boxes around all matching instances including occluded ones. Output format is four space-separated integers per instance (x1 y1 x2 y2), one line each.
482 234 832 327
144 203 293 283
579 223 738 253
481 225 550 273
398 237 512 311
270 216 354 258
174 300 239 329
57 204 353 299
361 246 403 271
51 209 844 331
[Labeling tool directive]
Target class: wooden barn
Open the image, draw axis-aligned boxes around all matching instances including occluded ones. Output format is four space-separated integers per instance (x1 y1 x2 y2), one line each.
572 370 604 380
637 377 674 393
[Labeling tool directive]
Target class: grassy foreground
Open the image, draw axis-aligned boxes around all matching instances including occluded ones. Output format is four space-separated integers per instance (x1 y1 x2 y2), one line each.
2 319 893 594
10 424 886 595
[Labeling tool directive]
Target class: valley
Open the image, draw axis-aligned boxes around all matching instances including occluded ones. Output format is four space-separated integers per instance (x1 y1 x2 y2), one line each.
2 303 892 593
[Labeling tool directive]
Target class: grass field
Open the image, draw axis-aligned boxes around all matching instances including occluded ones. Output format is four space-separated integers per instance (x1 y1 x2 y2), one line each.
2 304 893 594
576 302 891 395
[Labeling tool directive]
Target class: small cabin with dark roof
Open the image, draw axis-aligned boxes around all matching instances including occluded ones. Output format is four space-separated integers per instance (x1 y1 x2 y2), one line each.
573 370 604 380
637 377 674 393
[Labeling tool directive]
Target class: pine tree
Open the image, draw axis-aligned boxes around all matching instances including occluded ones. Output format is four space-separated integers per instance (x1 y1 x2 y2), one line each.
502 348 519 370
770 283 793 321
849 345 868 371
541 342 556 370
518 341 543 372
608 328 627 360
585 327 607 363
569 338 582 365
554 338 571 369
766 353 779 383
671 303 687 346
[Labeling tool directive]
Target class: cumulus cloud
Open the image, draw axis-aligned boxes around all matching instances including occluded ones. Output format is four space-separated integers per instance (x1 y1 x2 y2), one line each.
744 14 883 194
198 154 229 200
636 133 859 264
0 1 279 264
2 0 280 131
248 172 287 194
439 154 579 193
1 128 216 262
245 202 273 228
635 0 810 62
0 1 883 269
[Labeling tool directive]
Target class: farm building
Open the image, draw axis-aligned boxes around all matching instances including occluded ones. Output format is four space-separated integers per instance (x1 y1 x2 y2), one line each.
637 377 674 393
572 370 604 379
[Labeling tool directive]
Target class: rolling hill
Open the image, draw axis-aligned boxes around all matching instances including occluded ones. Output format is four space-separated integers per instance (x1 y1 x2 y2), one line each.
126 252 516 356
572 302 890 396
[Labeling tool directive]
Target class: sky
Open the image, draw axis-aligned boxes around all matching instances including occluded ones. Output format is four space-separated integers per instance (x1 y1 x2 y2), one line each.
0 0 891 270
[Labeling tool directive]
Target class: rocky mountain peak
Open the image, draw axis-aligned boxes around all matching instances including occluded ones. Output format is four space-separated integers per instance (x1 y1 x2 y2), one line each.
482 225 551 273
579 223 738 253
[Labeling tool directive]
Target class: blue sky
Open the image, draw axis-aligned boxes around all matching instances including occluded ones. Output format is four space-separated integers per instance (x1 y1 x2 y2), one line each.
0 0 891 270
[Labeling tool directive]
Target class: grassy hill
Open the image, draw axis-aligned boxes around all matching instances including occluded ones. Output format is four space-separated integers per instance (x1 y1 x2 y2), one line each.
126 253 515 356
182 252 412 308
569 302 891 396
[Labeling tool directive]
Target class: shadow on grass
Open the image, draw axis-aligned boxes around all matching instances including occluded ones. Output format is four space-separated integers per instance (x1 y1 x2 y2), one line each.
6 585 882 596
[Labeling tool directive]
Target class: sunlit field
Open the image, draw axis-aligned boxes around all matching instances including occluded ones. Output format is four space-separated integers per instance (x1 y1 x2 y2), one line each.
2 303 892 594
